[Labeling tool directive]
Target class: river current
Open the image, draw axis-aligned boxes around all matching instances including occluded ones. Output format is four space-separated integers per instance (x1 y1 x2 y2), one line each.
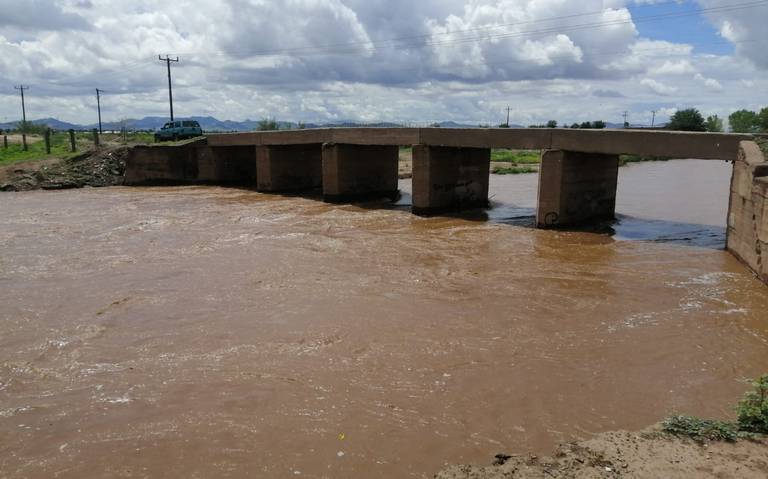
1 160 767 478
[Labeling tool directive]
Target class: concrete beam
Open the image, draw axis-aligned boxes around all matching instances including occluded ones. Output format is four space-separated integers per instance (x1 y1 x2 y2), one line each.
322 144 399 202
256 144 322 192
207 128 748 160
536 150 619 228
412 145 491 214
550 129 747 161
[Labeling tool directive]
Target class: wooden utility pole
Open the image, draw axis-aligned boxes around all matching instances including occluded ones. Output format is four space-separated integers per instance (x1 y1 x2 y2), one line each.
14 85 29 124
96 88 105 133
158 55 179 121
44 128 51 154
69 129 76 152
622 111 629 128
506 106 511 128
651 110 657 128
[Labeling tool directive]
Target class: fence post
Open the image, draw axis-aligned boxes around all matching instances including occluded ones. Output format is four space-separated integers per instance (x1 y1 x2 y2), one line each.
69 129 76 152
3 135 7 149
44 129 51 154
92 128 99 148
22 134 28 151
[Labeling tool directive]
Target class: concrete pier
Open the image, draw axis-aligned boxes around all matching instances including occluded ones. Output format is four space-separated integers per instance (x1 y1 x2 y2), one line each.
536 150 619 228
256 144 322 192
321 144 399 202
412 145 491 214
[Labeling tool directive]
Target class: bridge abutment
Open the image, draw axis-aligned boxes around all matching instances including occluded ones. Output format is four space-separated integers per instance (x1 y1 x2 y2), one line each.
412 145 491 214
321 144 399 202
125 143 257 186
256 144 322 192
536 150 619 228
727 141 768 283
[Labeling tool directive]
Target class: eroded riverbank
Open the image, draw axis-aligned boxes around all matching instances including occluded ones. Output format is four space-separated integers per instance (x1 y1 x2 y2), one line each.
1 161 767 478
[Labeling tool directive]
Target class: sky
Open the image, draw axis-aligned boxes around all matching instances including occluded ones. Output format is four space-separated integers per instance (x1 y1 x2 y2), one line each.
0 0 766 127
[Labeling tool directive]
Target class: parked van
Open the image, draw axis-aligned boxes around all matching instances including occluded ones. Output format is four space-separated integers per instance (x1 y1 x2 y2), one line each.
154 120 203 142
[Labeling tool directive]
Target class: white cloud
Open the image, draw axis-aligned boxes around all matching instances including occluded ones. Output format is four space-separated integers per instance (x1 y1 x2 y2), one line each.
640 78 678 95
0 0 765 128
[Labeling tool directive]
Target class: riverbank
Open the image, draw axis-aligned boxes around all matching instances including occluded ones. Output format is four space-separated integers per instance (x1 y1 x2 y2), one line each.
436 425 768 478
0 146 128 191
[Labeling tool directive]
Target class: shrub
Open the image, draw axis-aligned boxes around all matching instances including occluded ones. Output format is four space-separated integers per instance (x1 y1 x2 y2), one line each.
736 375 768 434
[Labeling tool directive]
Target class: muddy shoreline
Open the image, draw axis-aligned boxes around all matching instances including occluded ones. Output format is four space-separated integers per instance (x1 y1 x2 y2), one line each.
436 426 768 478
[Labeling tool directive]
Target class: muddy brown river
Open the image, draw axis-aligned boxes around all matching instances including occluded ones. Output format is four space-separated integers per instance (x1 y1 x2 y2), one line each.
2 160 767 478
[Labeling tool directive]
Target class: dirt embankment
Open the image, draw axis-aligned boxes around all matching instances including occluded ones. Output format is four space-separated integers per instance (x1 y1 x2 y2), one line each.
0 147 129 192
436 426 768 479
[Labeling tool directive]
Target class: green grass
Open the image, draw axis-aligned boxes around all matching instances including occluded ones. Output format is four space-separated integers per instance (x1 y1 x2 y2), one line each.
1 131 156 167
492 166 538 175
0 133 85 166
491 149 541 164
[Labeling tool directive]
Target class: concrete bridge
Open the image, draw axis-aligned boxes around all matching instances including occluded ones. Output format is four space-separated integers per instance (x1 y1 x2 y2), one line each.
125 127 768 283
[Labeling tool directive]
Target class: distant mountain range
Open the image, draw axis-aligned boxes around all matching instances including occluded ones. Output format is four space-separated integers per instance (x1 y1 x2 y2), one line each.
0 116 647 132
0 116 517 132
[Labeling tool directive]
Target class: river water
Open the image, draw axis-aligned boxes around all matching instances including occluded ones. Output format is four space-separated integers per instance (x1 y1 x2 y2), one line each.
1 160 767 478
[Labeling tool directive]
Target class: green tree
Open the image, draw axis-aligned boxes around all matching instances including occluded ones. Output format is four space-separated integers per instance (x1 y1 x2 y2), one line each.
256 117 279 131
729 109 760 133
570 122 580 129
667 108 706 131
592 120 607 129
546 120 557 128
758 107 768 132
705 115 724 132
15 121 48 135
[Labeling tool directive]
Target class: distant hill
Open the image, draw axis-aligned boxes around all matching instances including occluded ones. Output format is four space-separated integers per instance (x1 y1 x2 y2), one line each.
0 116 655 133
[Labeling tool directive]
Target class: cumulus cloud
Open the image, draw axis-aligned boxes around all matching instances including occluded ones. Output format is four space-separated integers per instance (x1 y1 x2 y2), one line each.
0 0 765 127
697 0 768 69
640 78 678 95
0 0 90 31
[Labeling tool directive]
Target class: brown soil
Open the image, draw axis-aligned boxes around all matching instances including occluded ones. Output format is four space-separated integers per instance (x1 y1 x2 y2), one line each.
0 146 129 191
436 426 768 479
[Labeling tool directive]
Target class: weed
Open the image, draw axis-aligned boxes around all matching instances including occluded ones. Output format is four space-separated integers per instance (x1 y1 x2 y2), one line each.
662 415 738 442
618 155 670 166
736 375 768 434
492 166 537 175
491 149 541 164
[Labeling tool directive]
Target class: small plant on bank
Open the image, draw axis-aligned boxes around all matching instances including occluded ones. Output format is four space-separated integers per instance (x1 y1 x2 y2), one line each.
736 375 768 434
662 374 768 442
662 415 738 442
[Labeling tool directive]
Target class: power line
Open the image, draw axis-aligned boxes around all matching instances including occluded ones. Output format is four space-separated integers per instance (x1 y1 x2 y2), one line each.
159 55 179 121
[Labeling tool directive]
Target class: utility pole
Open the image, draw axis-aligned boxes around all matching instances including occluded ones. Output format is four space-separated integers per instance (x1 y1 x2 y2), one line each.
96 88 105 133
651 110 657 128
622 111 629 128
158 55 179 121
14 85 29 124
506 106 511 128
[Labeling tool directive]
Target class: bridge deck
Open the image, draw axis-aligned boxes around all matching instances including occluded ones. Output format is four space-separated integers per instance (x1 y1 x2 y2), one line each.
206 128 750 161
